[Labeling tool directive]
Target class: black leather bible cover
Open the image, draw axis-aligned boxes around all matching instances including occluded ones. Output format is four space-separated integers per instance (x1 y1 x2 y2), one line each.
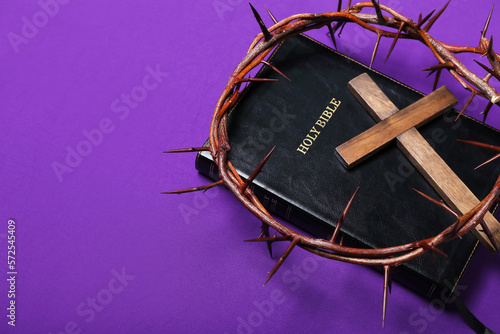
195 34 500 298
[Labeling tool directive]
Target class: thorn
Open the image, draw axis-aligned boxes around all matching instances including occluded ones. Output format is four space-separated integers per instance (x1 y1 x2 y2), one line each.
260 222 273 257
413 188 459 218
450 218 462 237
387 266 392 294
265 7 278 24
330 187 359 243
330 21 347 38
420 241 448 260
457 139 500 162
481 101 494 123
339 234 344 245
162 146 210 153
426 70 436 78
485 36 500 75
261 60 291 81
330 22 341 35
161 180 224 194
475 152 500 170
338 22 347 36
370 33 382 69
244 235 289 242
382 265 391 328
236 77 279 83
385 22 404 63
371 0 386 24
230 82 242 96
337 0 342 13
455 92 476 121
416 10 435 29
433 69 442 92
486 35 494 59
421 63 454 93
473 59 500 81
479 220 499 251
421 61 454 74
418 12 422 25
241 146 276 193
481 4 495 40
264 237 299 285
347 0 352 10
249 3 272 41
327 24 337 49
423 1 450 32
424 68 442 91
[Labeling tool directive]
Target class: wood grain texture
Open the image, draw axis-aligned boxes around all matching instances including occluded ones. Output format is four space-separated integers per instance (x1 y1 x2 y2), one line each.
336 80 457 168
342 73 500 252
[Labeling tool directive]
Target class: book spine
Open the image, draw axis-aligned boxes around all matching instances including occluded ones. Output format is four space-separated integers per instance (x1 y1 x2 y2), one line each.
195 150 441 299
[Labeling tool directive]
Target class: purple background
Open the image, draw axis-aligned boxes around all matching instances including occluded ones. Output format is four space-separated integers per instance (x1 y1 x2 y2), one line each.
1 0 499 333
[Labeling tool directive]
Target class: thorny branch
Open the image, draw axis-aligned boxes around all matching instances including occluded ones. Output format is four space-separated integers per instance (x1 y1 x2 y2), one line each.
165 1 500 326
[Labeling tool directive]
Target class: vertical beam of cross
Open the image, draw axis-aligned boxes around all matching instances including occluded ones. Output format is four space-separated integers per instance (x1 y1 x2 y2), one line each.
336 73 500 252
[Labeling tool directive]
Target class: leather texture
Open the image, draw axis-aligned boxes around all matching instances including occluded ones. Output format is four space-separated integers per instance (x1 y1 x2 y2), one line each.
196 34 500 298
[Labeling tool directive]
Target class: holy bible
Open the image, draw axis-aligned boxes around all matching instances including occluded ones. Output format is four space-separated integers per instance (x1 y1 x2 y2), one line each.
195 34 500 299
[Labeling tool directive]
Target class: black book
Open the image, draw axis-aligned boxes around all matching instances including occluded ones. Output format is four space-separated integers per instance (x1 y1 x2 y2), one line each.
195 34 500 299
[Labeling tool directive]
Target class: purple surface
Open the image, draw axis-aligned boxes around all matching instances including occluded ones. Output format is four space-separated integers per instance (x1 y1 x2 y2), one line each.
1 1 499 333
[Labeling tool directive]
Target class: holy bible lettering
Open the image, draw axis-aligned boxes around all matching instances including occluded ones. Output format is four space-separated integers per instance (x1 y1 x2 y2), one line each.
297 97 341 154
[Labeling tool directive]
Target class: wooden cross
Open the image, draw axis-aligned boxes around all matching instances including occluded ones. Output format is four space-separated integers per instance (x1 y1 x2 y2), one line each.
336 73 500 252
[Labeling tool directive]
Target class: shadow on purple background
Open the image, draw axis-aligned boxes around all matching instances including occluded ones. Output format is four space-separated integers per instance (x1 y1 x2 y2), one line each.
0 0 498 333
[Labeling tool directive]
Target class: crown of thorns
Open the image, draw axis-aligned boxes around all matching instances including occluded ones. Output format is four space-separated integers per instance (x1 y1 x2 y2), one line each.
165 1 500 325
